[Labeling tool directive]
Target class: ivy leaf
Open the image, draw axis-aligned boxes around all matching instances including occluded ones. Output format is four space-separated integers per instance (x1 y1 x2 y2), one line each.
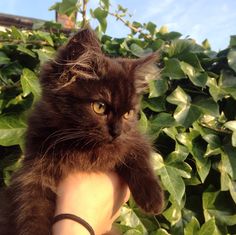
224 121 236 147
154 229 171 235
129 43 144 57
138 111 148 133
184 217 200 235
0 114 27 146
145 22 156 35
92 7 108 33
142 96 166 112
36 31 54 47
229 35 236 47
100 0 109 10
119 206 147 234
167 87 201 127
193 98 219 117
152 153 185 205
11 26 26 43
33 46 55 65
202 188 236 226
148 113 176 137
148 79 168 98
180 61 207 87
221 144 236 180
0 51 10 65
20 68 41 100
228 49 236 72
161 58 186 80
17 45 37 58
198 218 221 235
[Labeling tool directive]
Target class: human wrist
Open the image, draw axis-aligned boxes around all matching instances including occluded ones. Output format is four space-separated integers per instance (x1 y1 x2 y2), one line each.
52 218 90 235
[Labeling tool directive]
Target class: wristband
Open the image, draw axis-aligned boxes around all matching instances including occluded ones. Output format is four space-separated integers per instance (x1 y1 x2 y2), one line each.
53 213 95 235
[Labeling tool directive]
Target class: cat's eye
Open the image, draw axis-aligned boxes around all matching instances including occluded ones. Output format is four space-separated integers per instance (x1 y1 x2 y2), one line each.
92 101 107 115
123 110 135 119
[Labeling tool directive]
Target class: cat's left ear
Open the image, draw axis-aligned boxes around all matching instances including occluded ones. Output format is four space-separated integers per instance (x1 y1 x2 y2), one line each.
131 53 160 93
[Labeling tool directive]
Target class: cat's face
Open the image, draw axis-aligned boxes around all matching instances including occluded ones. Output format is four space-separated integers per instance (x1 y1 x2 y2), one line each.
40 29 159 150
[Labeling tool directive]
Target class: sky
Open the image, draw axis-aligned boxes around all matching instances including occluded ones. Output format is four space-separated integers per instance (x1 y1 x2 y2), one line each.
0 0 235 51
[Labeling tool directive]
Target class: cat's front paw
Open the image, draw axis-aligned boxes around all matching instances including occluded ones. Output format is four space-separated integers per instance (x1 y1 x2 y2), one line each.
133 181 164 214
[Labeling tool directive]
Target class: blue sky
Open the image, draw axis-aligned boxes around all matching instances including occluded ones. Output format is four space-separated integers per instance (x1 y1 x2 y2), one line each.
0 0 235 51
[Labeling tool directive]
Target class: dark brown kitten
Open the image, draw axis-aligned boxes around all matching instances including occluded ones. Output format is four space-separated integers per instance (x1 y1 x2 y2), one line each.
0 28 163 235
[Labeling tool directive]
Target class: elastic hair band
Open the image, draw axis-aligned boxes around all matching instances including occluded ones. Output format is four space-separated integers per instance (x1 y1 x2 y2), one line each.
52 213 95 235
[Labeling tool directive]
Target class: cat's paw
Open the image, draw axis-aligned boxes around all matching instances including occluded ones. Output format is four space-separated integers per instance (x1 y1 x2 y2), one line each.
133 182 164 215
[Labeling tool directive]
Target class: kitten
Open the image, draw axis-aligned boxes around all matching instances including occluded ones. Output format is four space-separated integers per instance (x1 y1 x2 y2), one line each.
0 28 163 235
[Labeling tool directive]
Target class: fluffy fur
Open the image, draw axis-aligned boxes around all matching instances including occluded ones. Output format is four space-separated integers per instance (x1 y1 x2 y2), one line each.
0 28 163 235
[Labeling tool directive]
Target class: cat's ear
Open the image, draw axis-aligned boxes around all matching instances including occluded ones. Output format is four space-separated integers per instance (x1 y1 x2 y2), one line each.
40 28 102 90
59 27 102 61
131 53 160 94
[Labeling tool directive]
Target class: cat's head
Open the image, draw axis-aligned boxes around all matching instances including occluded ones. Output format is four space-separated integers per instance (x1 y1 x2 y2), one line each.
39 28 159 150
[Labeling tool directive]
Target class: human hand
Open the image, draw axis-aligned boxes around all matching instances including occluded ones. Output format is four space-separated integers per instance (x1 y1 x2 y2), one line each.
52 171 130 235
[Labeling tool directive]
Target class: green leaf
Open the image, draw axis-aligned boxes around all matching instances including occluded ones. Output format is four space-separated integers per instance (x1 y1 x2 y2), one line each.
152 153 185 205
161 58 186 80
179 52 204 71
119 207 147 233
129 43 144 57
229 35 236 47
167 87 201 127
148 79 168 98
149 113 176 137
160 31 182 41
20 68 41 99
92 7 108 33
36 31 54 47
192 138 211 182
138 111 148 133
17 45 37 58
0 51 10 65
167 86 190 105
142 96 166 112
11 26 26 43
34 46 55 65
222 144 236 180
193 98 219 117
154 229 171 235
202 39 211 50
180 61 207 87
145 22 156 35
227 48 236 72
198 218 221 235
0 115 27 146
202 188 236 226
167 39 196 57
224 121 236 147
219 70 236 99
163 201 182 225
184 217 200 235
100 0 109 10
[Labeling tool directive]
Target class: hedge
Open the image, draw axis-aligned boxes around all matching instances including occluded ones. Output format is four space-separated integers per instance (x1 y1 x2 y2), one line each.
0 1 236 234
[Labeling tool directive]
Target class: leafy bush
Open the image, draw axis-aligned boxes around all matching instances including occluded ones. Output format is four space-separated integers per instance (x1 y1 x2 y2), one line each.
0 1 236 234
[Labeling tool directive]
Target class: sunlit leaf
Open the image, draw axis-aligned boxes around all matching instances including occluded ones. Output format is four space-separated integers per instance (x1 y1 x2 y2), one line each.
0 115 27 146
20 68 41 100
228 49 236 72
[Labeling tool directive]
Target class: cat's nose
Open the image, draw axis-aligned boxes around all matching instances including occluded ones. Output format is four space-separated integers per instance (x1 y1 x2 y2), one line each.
109 124 121 139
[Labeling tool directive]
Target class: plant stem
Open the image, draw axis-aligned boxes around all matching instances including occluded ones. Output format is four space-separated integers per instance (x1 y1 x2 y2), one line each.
108 11 152 39
82 0 89 28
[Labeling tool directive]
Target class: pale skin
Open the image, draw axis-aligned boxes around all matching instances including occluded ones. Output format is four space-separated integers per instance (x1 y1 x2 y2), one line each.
52 172 130 235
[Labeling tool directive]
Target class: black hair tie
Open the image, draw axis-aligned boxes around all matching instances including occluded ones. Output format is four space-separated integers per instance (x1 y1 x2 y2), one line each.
53 213 95 235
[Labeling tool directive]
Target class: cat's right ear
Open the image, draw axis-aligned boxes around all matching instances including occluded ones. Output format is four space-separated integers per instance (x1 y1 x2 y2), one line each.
58 27 102 61
40 28 102 89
